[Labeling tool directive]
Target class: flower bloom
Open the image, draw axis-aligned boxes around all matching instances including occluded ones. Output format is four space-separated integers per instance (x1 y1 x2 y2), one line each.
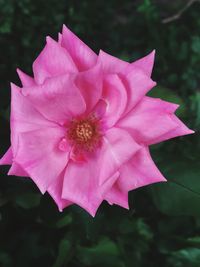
0 25 194 216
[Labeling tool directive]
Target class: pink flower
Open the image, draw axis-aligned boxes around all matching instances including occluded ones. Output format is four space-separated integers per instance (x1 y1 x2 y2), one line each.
0 25 194 216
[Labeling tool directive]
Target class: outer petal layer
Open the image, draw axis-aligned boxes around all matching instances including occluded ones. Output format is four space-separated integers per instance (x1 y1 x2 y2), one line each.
61 25 97 71
48 169 72 211
127 50 155 77
117 96 189 145
118 146 166 192
10 83 56 157
17 69 35 87
122 70 156 114
15 127 69 193
105 181 129 209
33 37 77 84
0 147 13 165
22 75 86 125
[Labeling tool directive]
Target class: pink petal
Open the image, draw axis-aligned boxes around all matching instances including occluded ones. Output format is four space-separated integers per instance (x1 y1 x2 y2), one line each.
127 50 155 77
100 127 141 185
98 50 155 78
62 159 119 217
48 169 72 211
118 146 166 191
8 162 28 177
122 69 156 114
10 83 56 157
33 36 77 84
149 114 194 144
102 74 127 128
105 180 129 209
16 69 35 87
22 74 86 125
117 97 181 145
15 127 69 193
61 25 97 71
58 33 62 45
97 50 128 74
75 63 102 113
0 147 13 165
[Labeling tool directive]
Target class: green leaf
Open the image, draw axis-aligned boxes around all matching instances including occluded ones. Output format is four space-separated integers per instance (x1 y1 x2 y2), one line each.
168 248 200 267
52 239 72 267
150 161 200 217
77 237 123 267
56 214 72 228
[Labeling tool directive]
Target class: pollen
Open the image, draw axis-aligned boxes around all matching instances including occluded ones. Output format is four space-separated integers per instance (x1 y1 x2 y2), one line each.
67 116 102 151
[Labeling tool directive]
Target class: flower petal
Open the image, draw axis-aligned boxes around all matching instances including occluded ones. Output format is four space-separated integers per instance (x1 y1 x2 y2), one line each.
97 50 128 74
122 69 156 114
0 147 13 165
150 114 194 144
62 127 139 216
62 160 119 217
10 83 56 157
8 162 28 176
100 127 141 185
33 36 77 84
75 63 103 113
102 74 127 128
48 169 72 211
118 146 166 191
15 127 69 193
105 180 129 209
22 74 86 125
117 97 182 145
127 50 155 77
61 25 97 71
17 69 35 87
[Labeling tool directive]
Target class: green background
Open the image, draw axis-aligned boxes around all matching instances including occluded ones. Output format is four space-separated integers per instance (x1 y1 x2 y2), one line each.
0 0 200 266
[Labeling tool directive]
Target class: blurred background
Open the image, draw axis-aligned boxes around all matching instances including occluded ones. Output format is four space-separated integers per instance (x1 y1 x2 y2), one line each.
0 0 200 266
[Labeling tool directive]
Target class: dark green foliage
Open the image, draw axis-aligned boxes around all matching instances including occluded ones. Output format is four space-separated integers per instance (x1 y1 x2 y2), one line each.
0 0 200 266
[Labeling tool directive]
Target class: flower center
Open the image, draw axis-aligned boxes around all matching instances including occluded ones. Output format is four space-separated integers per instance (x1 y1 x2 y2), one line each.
76 122 93 142
67 116 102 151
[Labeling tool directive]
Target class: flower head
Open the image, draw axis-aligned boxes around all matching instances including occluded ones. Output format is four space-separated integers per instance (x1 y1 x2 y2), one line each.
0 25 194 216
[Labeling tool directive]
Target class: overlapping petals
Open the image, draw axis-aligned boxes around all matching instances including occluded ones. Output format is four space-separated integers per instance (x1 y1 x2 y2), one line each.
0 25 194 216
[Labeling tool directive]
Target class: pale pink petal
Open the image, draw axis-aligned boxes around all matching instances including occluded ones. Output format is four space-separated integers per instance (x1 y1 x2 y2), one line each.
62 159 119 217
48 169 72 211
117 97 182 145
33 36 77 84
0 147 13 165
127 50 155 77
118 146 166 191
15 127 69 193
61 25 97 71
75 63 102 113
97 50 128 74
22 74 86 125
10 83 56 157
102 74 127 128
122 69 156 114
16 69 35 87
105 181 129 209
